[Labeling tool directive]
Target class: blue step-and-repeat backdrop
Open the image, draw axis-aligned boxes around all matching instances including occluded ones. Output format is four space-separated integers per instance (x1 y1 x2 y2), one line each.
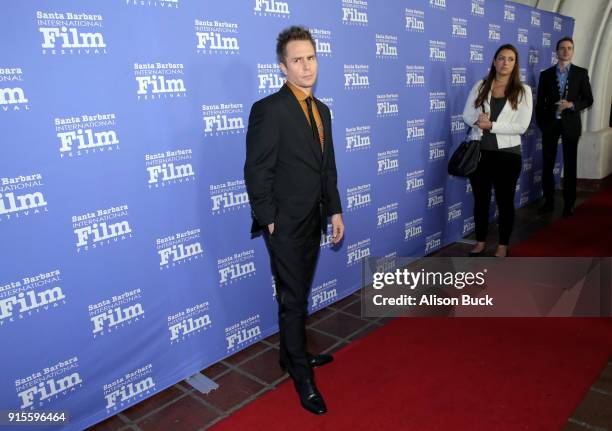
1 0 572 429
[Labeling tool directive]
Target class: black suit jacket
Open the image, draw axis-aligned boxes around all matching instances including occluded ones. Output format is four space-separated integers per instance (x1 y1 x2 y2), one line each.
536 64 593 139
244 84 342 234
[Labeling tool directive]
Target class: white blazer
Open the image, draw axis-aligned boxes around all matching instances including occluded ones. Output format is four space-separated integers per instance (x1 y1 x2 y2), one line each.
462 79 533 149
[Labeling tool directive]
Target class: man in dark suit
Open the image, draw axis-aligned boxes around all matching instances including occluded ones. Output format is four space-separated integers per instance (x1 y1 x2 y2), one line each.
244 26 344 415
536 36 593 216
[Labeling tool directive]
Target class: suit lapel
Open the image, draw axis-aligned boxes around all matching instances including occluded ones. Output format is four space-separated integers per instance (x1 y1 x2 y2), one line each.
566 64 577 98
280 85 323 163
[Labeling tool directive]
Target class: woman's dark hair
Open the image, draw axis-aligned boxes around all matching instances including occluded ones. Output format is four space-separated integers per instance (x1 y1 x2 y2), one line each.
475 44 525 110
276 26 316 64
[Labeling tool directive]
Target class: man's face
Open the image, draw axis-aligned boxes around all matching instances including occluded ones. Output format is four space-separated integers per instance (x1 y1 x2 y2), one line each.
279 40 317 93
557 40 574 63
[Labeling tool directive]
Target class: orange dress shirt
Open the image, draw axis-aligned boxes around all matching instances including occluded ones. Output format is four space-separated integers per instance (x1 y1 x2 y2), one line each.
287 82 325 149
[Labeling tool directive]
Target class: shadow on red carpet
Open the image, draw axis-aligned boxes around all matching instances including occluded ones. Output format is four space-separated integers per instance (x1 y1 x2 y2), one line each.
512 185 612 256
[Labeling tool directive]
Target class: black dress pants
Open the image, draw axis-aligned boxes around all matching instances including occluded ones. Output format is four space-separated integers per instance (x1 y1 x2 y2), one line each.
542 120 579 208
469 150 522 246
265 204 321 382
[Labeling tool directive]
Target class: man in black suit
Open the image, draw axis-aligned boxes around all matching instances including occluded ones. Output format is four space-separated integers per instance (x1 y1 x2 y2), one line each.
536 37 593 216
244 26 344 415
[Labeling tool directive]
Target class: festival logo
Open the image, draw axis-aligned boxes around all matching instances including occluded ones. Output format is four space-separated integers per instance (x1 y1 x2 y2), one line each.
451 68 467 86
342 0 368 26
429 141 446 161
145 149 195 189
376 94 399 117
504 4 516 22
72 204 132 252
56 113 119 158
225 314 262 353
447 202 462 222
463 216 475 235
451 114 466 134
36 10 107 55
470 44 484 63
375 34 398 59
344 64 370 89
257 63 284 94
134 62 186 100
254 0 290 18
451 18 467 38
88 288 144 338
346 184 372 211
195 20 240 55
346 238 371 266
217 249 256 286
377 150 399 175
405 217 424 240
488 24 501 42
405 9 425 32
429 92 446 112
0 173 48 221
311 28 332 57
517 28 528 45
156 227 203 270
310 279 338 311
16 357 82 410
104 364 155 412
168 301 212 344
427 187 444 208
0 269 65 326
425 231 442 253
406 170 425 192
0 68 29 112
203 103 245 136
406 119 426 141
428 40 446 61
209 179 249 215
377 202 399 228
470 0 485 17
531 11 541 27
345 125 372 151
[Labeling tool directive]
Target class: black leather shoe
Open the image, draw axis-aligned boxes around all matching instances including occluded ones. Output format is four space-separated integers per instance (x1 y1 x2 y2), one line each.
280 353 334 372
293 378 327 415
468 249 485 257
308 353 334 368
539 201 554 214
562 206 575 217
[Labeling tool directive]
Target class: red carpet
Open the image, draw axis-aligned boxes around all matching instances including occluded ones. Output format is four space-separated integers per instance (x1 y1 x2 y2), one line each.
212 185 612 430
512 185 612 256
212 318 612 430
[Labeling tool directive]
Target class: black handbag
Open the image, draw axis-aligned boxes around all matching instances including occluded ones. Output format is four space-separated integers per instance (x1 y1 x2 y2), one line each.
447 130 480 177
448 107 484 177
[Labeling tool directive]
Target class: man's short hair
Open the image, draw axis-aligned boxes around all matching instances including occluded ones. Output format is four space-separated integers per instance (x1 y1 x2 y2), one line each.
556 36 574 51
276 26 316 64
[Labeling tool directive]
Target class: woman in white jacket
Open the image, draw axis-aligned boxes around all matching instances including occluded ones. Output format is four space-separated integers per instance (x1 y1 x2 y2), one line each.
462 44 533 257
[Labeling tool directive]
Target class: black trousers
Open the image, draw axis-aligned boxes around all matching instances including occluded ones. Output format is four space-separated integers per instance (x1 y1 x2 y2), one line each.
469 150 522 245
265 204 321 382
542 120 579 208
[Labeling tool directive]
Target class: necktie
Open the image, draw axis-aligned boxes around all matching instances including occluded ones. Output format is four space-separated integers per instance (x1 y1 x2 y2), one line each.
305 97 323 152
